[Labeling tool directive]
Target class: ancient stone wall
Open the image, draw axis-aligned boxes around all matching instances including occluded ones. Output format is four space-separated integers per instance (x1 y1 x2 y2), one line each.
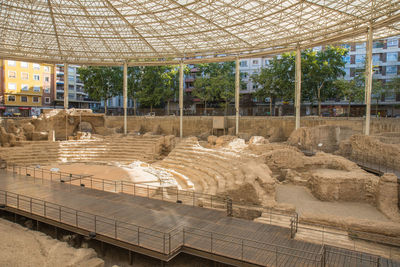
105 116 400 140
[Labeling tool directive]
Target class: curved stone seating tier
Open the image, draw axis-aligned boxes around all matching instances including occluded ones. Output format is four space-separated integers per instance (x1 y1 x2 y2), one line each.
0 135 164 166
154 138 273 204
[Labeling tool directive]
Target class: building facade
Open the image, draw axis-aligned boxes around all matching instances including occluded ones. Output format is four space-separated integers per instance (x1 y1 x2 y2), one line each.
0 60 55 116
55 64 100 109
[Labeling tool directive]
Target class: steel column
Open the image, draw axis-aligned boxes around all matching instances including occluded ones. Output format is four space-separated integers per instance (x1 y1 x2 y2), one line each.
123 62 128 135
365 24 373 135
235 57 240 135
179 62 184 138
295 45 302 130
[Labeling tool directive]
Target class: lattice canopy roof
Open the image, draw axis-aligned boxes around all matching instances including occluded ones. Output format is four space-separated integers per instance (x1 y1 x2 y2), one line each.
1 0 400 65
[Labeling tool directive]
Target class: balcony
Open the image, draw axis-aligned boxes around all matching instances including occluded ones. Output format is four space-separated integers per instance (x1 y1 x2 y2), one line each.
185 77 195 83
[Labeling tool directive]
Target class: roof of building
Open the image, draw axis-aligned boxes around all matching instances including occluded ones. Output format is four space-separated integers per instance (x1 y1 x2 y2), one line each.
1 1 400 65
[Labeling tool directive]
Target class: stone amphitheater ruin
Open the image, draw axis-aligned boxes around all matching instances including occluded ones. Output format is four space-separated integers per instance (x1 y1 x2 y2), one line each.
0 109 399 266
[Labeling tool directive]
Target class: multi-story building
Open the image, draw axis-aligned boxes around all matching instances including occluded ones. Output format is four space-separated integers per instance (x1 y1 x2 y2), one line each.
0 60 55 116
55 64 100 109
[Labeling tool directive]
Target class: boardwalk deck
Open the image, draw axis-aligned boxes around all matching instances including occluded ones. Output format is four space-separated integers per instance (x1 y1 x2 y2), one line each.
0 170 397 267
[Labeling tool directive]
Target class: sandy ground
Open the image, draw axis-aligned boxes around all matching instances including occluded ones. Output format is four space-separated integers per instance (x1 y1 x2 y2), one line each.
40 162 182 188
0 218 103 267
276 184 390 222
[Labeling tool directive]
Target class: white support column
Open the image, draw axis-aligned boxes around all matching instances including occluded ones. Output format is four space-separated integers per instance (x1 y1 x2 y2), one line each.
123 62 128 135
365 24 373 135
295 45 301 130
235 57 240 135
179 62 184 138
64 63 69 109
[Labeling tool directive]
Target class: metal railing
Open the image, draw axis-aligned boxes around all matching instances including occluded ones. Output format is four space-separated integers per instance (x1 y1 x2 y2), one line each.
5 163 298 231
0 188 324 266
346 152 400 176
0 165 386 266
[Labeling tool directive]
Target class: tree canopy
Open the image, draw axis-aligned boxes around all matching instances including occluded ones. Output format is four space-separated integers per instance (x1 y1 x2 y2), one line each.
77 66 122 113
193 62 244 114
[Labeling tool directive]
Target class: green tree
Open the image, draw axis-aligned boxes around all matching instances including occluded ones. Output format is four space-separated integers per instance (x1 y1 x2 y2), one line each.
127 66 142 115
252 54 295 115
193 62 241 115
372 79 386 117
77 66 122 114
302 46 348 115
334 79 363 117
136 66 169 112
387 77 400 116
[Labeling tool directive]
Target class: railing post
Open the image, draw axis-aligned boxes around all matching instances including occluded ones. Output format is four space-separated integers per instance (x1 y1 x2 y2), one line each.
147 185 149 198
211 195 213 208
17 194 19 208
210 232 213 253
90 177 92 188
115 181 117 192
42 168 43 180
137 226 140 246
76 210 78 227
183 228 185 244
193 192 195 206
176 188 179 202
163 233 165 254
169 233 171 254
59 206 61 221
134 184 136 196
5 191 7 206
33 168 35 180
241 239 244 260
30 198 32 213
121 181 124 193
50 171 52 181
44 201 46 217
102 180 104 191
94 215 97 232
115 220 117 238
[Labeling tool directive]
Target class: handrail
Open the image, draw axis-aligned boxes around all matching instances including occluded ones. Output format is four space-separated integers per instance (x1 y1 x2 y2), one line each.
5 163 298 222
0 188 325 265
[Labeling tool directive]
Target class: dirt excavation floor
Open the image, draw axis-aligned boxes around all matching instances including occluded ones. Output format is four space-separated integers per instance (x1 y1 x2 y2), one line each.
0 218 103 267
41 162 180 187
276 184 390 222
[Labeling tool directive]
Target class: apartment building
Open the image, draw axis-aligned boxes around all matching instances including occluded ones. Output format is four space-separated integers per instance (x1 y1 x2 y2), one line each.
0 60 55 116
55 64 100 109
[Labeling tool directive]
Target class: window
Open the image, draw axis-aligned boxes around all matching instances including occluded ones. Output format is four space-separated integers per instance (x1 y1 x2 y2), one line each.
21 84 29 91
33 86 40 92
33 74 40 81
68 85 74 90
44 86 50 93
387 52 398 62
21 62 28 68
356 43 366 50
252 84 258 90
343 55 350 64
240 60 248 67
387 38 398 48
44 66 50 72
355 54 365 64
21 96 28 102
68 67 75 74
372 54 380 63
386 65 397 74
373 41 384 48
8 60 16 66
33 63 40 70
45 97 51 104
21 72 29 80
8 96 15 102
68 75 74 82
8 71 16 78
44 76 50 82
8 83 16 90
252 60 259 65
32 96 39 103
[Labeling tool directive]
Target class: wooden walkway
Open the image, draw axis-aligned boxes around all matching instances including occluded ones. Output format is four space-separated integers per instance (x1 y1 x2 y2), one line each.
0 170 396 267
